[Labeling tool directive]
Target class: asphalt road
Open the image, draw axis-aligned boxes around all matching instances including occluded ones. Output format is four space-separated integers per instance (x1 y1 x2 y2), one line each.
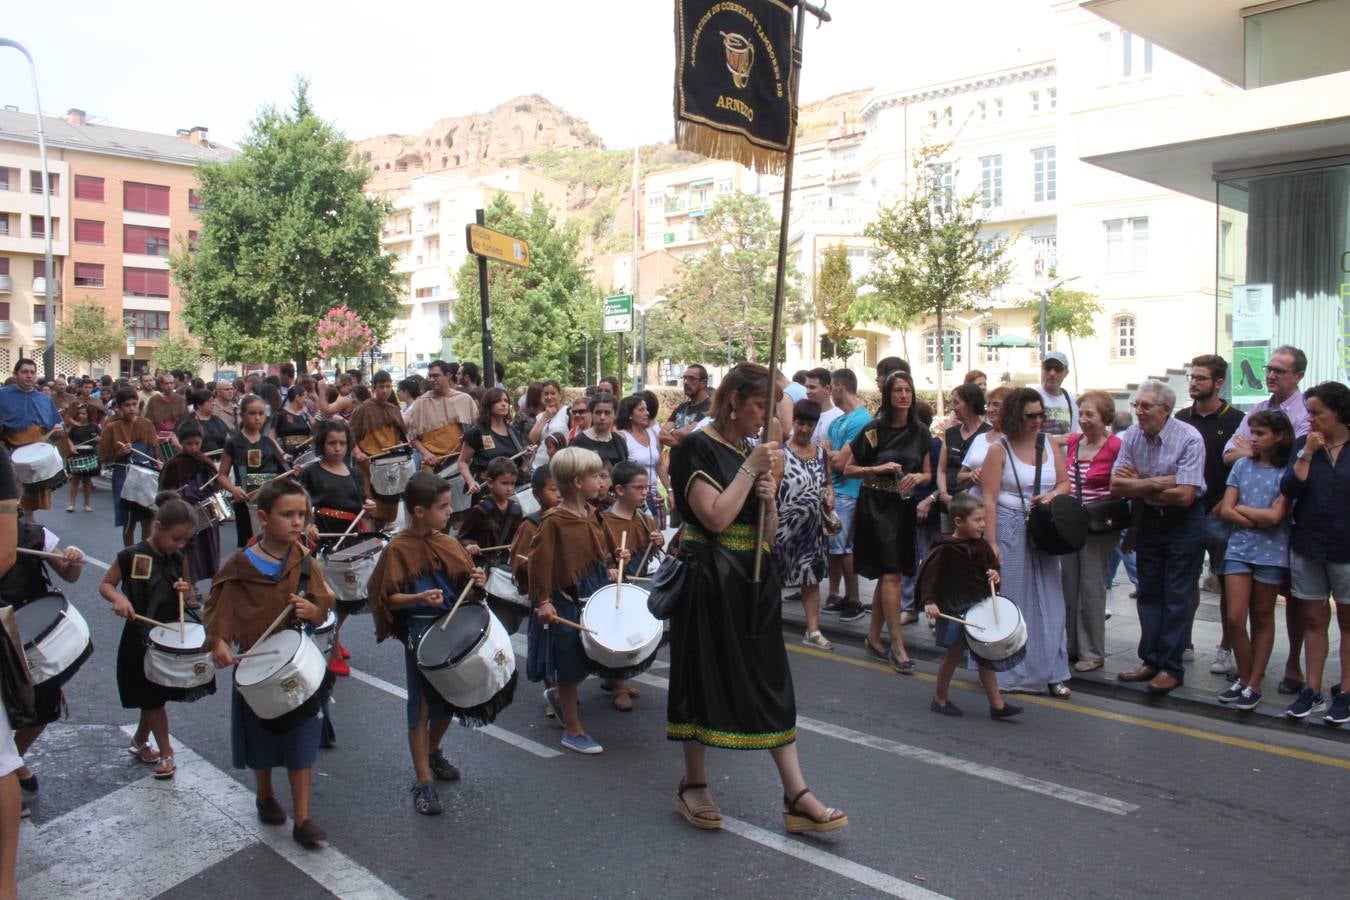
13 486 1350 899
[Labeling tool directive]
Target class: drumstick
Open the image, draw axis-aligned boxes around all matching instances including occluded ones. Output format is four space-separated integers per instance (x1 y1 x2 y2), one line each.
436 578 480 631
133 614 171 628
376 442 411 454
989 577 1000 628
547 614 596 635
506 447 531 461
332 509 367 549
616 533 627 608
16 547 71 563
201 471 222 489
244 604 295 657
935 612 985 631
130 447 161 467
517 554 529 562
178 590 186 641
473 544 514 553
233 648 282 660
205 449 225 456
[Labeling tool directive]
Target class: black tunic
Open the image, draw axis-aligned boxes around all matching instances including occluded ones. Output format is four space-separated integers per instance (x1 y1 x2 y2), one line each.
271 408 313 453
666 430 795 750
224 431 287 489
188 414 230 455
114 542 213 708
462 423 526 481
569 431 628 473
298 463 367 544
0 522 64 724
850 419 929 578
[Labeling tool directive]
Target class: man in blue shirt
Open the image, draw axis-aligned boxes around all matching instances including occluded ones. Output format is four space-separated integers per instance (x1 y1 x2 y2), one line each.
823 369 873 623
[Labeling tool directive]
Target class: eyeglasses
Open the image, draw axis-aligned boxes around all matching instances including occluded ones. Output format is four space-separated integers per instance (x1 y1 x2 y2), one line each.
1187 374 1212 382
1024 411 1046 421
682 375 705 382
1264 365 1291 376
1131 401 1159 412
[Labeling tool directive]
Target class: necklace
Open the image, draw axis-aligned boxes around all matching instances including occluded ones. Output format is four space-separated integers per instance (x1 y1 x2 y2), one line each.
253 541 286 561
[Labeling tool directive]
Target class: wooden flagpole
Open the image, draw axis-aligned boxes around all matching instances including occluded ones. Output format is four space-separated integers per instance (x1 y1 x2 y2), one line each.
754 0 820 582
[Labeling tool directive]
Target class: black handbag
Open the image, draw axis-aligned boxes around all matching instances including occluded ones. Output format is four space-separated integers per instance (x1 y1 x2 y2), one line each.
1072 440 1131 534
1004 436 1087 556
645 552 686 621
0 606 37 731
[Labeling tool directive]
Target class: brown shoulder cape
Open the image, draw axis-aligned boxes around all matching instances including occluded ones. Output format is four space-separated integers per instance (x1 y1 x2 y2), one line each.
601 509 660 559
526 506 613 602
349 397 406 445
510 518 539 592
915 535 999 615
205 544 335 647
366 530 476 643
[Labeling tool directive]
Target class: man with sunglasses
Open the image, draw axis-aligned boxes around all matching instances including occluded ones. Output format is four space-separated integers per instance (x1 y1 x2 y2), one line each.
1110 380 1208 694
660 365 712 450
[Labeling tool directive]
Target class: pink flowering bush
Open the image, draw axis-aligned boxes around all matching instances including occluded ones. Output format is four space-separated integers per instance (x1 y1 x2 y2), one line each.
315 305 375 361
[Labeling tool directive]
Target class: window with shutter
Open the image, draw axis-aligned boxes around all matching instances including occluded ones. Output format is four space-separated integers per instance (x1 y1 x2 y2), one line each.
74 219 105 244
124 182 170 215
74 175 105 202
124 224 171 256
124 267 170 298
74 263 104 288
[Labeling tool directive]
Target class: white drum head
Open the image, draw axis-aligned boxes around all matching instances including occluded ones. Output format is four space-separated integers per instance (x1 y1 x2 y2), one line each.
234 630 300 685
963 595 1022 644
486 567 525 601
325 536 386 562
148 622 207 650
583 584 660 651
514 487 540 516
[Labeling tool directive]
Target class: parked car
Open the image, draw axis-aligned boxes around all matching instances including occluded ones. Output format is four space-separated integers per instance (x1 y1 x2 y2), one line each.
213 369 238 384
379 364 406 380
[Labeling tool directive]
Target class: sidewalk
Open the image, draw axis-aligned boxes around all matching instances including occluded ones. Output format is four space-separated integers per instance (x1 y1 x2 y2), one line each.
782 576 1349 745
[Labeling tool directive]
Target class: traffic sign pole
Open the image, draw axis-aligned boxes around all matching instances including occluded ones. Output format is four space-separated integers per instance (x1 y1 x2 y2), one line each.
475 209 494 388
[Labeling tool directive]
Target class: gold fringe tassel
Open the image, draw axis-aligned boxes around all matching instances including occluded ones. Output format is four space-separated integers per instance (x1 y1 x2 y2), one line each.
675 120 787 175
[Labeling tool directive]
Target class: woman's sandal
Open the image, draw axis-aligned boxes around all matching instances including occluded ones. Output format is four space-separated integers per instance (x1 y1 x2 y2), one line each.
612 685 640 712
782 787 848 834
127 739 158 765
675 779 723 830
1049 682 1072 699
153 754 176 780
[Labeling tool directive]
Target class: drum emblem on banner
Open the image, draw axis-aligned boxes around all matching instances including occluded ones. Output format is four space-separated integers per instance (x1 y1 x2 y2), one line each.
194 662 208 677
281 676 300 695
493 649 508 666
344 572 359 587
721 31 754 88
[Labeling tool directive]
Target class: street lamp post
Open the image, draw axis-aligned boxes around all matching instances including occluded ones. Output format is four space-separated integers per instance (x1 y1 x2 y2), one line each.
0 38 57 380
635 294 666 391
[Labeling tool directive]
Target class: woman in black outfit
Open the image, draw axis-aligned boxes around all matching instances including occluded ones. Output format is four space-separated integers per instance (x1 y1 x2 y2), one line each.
935 381 990 531
837 370 931 673
666 363 846 835
183 389 229 455
568 392 628 475
457 387 527 496
271 387 314 457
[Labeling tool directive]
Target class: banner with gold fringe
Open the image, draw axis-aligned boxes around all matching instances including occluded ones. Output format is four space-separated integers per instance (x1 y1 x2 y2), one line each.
674 0 794 174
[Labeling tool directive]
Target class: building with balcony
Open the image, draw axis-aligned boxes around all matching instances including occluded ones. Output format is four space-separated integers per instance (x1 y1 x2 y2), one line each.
0 108 229 377
642 160 770 257
377 168 567 369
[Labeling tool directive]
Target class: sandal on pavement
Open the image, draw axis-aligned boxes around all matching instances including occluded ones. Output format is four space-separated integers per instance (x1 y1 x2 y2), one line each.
127 739 158 764
676 779 723 830
612 687 635 712
153 755 176 780
1049 682 1072 699
782 787 847 834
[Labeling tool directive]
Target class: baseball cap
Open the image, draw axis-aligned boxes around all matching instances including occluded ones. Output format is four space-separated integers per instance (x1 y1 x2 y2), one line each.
1042 351 1069 370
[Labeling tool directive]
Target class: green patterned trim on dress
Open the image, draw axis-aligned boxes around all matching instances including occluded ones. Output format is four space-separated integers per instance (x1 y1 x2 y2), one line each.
667 722 797 749
684 522 769 553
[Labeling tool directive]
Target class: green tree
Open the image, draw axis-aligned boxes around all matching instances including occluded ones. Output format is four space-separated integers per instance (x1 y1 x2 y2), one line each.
173 78 401 370
58 298 127 373
448 193 598 384
816 243 858 365
1019 287 1103 389
151 330 205 374
857 144 1014 412
663 193 803 364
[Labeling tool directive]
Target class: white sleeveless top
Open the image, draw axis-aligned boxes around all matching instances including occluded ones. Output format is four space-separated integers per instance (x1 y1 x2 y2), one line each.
997 440 1057 510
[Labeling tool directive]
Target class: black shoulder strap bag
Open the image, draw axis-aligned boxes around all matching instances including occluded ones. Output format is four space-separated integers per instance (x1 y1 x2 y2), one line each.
1072 438 1131 534
1003 435 1087 555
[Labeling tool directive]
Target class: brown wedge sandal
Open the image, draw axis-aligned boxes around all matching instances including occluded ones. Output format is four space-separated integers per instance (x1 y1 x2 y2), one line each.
676 779 723 830
782 788 847 834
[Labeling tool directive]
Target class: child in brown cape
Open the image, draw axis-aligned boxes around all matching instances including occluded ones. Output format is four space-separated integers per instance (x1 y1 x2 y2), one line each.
205 478 336 846
598 460 664 711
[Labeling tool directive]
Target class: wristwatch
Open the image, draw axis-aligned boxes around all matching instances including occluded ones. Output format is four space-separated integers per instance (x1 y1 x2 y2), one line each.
1296 448 1308 461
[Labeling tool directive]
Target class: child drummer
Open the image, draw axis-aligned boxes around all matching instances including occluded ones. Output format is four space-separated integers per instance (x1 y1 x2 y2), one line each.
526 447 628 755
598 460 664 712
510 465 561 595
366 472 486 817
205 478 336 846
99 492 203 780
457 457 523 567
917 493 1021 720
0 514 84 807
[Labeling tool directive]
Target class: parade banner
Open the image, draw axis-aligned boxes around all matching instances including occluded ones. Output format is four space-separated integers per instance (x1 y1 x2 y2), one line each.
674 0 794 173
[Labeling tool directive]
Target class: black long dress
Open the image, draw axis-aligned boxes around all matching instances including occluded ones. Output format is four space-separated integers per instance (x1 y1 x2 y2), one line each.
666 430 795 750
849 419 929 578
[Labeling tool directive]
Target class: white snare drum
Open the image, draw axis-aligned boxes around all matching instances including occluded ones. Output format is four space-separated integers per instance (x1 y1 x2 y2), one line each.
13 443 67 493
370 455 415 501
234 629 330 731
962 594 1028 672
416 604 516 724
580 583 661 679
144 623 215 693
514 486 540 517
195 490 234 533
291 450 319 471
121 463 159 510
65 452 100 477
441 469 472 513
318 535 387 605
311 610 338 656
484 566 529 635
14 594 93 687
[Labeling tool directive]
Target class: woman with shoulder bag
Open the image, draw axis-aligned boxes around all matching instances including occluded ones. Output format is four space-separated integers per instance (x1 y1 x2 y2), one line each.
1062 391 1124 673
981 388 1073 696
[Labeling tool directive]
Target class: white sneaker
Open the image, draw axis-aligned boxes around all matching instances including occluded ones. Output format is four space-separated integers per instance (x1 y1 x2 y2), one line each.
1209 647 1233 675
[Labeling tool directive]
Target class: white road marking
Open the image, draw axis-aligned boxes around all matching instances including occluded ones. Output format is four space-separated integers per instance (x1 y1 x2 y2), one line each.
346 665 562 759
20 730 404 899
634 673 1138 816
722 816 952 900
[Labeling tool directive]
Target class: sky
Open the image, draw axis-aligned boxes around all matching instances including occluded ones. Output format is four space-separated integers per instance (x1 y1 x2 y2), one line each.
1 1 1055 149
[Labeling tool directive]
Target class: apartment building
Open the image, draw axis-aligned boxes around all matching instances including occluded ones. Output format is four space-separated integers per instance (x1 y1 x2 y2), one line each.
378 168 568 369
0 107 229 377
642 159 770 257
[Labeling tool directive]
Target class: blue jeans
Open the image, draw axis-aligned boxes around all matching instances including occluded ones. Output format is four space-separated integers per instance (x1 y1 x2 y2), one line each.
1106 534 1137 589
901 514 938 613
1134 504 1206 680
